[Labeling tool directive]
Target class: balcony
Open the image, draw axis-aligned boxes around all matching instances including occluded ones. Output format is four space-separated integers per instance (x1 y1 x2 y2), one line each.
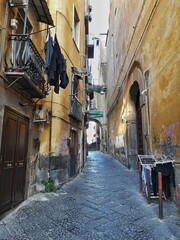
69 96 83 122
4 34 48 98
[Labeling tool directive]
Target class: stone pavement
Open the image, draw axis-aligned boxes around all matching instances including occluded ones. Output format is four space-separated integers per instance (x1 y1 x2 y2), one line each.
0 151 180 240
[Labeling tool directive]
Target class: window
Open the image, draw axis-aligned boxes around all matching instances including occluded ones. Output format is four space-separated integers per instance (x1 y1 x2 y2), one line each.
14 10 32 65
73 5 80 49
17 9 32 34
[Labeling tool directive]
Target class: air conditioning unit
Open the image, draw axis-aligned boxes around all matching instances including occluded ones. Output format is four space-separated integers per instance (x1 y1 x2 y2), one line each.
33 105 49 123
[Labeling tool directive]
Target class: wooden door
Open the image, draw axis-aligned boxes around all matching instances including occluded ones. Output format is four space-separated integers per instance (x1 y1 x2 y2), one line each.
136 108 144 154
0 108 29 214
69 131 77 177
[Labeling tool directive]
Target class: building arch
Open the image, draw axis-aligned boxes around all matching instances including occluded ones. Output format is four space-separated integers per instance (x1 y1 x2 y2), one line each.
125 62 148 169
87 118 103 151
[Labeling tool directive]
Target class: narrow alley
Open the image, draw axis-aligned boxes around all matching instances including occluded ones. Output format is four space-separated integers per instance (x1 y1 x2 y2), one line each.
0 151 180 240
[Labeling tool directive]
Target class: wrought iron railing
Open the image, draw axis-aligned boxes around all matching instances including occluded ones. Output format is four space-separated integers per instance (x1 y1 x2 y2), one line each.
4 34 48 98
69 96 83 122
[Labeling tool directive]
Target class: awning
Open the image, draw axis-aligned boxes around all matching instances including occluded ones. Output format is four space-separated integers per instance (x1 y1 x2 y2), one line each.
30 0 54 26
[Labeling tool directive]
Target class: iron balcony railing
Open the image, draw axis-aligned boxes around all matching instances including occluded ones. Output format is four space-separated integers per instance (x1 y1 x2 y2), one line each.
4 34 48 98
69 96 83 122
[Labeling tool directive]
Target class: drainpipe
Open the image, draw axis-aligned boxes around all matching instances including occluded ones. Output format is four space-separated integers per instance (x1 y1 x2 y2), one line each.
48 89 53 178
144 70 152 154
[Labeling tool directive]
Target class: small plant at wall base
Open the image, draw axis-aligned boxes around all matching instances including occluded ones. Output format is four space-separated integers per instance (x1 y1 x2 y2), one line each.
41 177 56 192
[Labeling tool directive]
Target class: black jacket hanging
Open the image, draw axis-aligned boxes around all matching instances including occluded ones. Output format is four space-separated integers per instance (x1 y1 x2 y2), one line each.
48 34 63 94
60 55 69 89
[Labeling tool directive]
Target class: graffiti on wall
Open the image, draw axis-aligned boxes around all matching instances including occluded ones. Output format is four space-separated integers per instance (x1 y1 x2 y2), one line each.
152 122 180 159
159 136 179 159
163 122 180 143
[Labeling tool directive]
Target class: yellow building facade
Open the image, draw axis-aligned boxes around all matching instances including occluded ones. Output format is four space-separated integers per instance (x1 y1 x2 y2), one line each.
106 0 180 201
0 0 88 214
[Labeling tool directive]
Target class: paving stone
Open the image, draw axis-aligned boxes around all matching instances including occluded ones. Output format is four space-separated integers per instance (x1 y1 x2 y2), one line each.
1 151 180 239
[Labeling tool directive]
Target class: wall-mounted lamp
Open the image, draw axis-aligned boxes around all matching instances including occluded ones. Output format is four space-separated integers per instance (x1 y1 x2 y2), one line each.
141 88 148 95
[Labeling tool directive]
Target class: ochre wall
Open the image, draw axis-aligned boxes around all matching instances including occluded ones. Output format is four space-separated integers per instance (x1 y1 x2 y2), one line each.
39 0 86 156
107 0 180 162
0 0 86 195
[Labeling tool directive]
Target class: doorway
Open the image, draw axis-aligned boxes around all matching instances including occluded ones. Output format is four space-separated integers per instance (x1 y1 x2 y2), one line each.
128 81 144 169
69 130 78 177
0 107 29 214
130 81 144 155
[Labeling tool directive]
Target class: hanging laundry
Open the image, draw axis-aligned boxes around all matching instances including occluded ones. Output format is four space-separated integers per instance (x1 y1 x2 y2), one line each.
60 55 69 89
44 30 53 72
47 34 63 94
152 161 175 198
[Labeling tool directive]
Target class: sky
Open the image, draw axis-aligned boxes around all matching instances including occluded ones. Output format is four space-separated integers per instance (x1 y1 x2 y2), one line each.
88 0 110 82
87 0 110 144
89 0 110 36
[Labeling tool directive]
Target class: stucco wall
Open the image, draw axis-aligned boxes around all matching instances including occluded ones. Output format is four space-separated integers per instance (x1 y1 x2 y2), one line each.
0 0 87 198
107 0 180 161
36 0 86 190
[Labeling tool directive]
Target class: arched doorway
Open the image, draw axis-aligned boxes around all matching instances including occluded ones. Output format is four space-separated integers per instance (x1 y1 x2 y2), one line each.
130 81 144 154
87 119 103 151
127 80 144 169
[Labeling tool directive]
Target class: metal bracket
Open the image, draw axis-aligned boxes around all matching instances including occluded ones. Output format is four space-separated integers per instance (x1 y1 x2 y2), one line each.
5 76 21 89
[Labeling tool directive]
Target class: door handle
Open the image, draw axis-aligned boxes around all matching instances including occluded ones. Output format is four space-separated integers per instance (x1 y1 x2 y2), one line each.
18 162 23 166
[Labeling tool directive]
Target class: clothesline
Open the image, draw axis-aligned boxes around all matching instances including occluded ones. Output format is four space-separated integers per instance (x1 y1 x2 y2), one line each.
28 26 55 36
140 156 175 199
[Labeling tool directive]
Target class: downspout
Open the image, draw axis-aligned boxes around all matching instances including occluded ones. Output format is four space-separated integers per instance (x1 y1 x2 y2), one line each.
48 89 53 178
144 70 152 154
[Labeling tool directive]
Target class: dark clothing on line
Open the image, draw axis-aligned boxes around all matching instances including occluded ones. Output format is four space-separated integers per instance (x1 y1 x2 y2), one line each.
48 34 63 94
151 162 175 198
60 57 69 89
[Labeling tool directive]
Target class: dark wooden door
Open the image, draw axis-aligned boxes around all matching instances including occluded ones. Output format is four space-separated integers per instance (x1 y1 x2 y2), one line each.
0 108 29 214
69 131 77 177
136 109 144 154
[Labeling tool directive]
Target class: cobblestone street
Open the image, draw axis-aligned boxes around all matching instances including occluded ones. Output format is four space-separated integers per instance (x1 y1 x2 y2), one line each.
0 151 180 240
